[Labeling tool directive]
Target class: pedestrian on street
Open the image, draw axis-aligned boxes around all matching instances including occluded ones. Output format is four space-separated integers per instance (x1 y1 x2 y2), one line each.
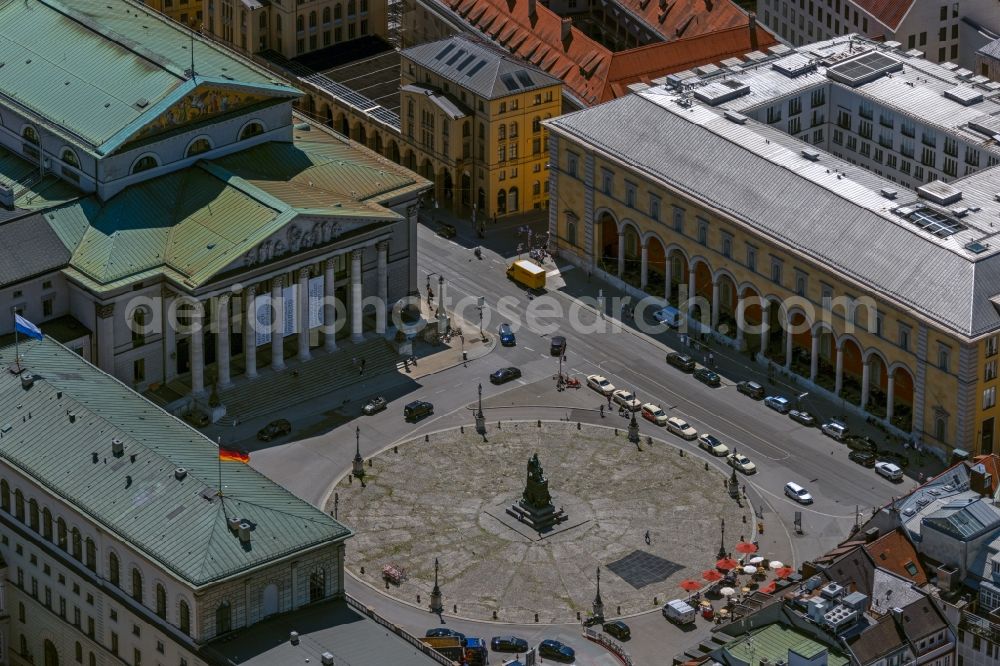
360 358 366 375
607 395 612 408
352 356 358 367
708 352 715 368
599 404 605 417
644 530 651 545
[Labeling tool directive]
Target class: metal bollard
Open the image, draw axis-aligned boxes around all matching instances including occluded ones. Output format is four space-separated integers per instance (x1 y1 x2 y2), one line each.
425 434 429 442
461 426 464 433
360 566 365 575
535 613 539 623
577 422 581 430
538 419 542 427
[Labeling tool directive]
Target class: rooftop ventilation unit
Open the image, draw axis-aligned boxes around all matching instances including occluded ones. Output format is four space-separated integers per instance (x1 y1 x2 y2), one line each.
20 373 34 390
951 207 969 218
768 44 792 56
773 53 816 78
955 68 974 79
174 467 187 481
827 51 902 87
917 180 963 206
903 49 924 58
940 61 959 71
944 86 983 106
801 148 820 161
725 110 749 124
289 631 299 645
843 591 868 611
228 517 242 533
693 79 751 106
969 115 1000 140
321 653 335 666
719 57 743 68
880 188 898 199
820 582 845 600
807 597 828 622
824 604 858 631
694 63 720 76
627 82 650 93
744 50 769 63
112 438 124 457
883 40 902 50
666 70 698 88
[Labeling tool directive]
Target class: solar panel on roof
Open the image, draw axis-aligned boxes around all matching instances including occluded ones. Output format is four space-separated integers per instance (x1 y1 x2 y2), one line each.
826 51 902 87
500 73 519 91
515 70 534 87
900 206 965 238
446 48 466 66
435 43 456 61
466 59 487 77
456 55 476 72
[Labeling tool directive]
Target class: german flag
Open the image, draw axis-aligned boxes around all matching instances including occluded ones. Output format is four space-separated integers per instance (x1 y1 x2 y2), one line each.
218 447 250 463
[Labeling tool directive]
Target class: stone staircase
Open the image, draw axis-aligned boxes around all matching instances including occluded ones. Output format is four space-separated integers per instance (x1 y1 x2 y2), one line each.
217 338 399 423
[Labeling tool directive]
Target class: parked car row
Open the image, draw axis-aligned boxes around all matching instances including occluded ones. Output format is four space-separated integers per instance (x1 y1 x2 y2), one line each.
484 633 576 662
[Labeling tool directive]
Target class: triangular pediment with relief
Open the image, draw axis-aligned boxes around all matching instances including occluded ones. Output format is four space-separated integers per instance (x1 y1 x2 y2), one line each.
224 216 382 274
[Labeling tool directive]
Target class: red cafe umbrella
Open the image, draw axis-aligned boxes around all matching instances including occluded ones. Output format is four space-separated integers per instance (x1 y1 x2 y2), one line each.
774 566 795 579
735 541 759 555
760 581 777 594
702 569 724 582
716 558 740 571
680 579 702 592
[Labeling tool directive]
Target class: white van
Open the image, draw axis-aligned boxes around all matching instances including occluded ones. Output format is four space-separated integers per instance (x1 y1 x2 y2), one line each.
662 599 696 625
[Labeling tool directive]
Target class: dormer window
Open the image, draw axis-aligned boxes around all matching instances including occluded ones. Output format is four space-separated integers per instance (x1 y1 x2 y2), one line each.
131 154 159 175
991 558 1000 576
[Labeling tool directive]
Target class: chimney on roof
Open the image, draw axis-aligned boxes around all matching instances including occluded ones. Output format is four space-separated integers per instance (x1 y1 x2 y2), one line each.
561 17 572 42
528 0 536 19
749 12 759 51
659 0 667 9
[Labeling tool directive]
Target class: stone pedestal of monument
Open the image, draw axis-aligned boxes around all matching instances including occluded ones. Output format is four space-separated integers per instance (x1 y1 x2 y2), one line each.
506 453 567 532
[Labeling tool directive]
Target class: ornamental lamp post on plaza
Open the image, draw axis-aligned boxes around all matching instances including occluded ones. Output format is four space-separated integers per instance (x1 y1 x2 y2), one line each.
592 566 605 622
430 558 444 613
628 391 640 444
352 426 365 479
718 518 727 560
475 383 486 436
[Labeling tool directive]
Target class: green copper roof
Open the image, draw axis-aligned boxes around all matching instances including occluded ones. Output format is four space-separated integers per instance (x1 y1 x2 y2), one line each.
723 625 850 666
0 338 351 587
0 145 81 215
0 0 296 154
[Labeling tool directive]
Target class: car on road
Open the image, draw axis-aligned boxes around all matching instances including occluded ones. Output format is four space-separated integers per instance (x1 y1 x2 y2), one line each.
694 367 721 387
426 628 466 642
538 640 575 663
603 620 631 641
490 367 522 384
612 389 642 411
404 400 434 421
587 374 616 395
875 461 904 482
257 418 291 441
789 409 816 427
498 323 516 346
436 223 457 239
821 420 848 440
764 395 792 413
727 452 757 474
784 481 813 504
666 352 696 372
698 433 729 456
641 403 668 426
362 396 387 415
652 305 684 328
550 335 566 356
490 636 529 653
667 416 698 440
737 381 765 399
849 450 877 468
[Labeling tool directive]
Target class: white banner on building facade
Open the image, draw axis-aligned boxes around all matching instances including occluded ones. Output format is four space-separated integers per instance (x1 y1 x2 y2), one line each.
283 285 297 336
308 275 324 329
254 294 271 346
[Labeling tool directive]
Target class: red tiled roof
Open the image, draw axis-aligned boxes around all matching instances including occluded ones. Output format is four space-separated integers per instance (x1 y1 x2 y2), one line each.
601 23 778 103
616 0 749 41
439 0 776 106
853 0 915 31
863 529 928 585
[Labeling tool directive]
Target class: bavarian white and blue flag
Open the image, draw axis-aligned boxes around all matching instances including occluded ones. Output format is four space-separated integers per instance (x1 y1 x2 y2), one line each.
14 314 43 341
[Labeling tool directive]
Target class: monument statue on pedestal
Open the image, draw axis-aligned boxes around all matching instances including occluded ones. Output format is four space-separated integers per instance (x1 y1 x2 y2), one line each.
506 453 567 532
523 453 552 508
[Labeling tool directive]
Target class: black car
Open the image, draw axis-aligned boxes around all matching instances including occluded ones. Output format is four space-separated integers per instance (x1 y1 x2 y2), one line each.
404 400 434 421
737 380 766 399
426 628 466 642
539 639 575 663
694 367 721 387
490 367 522 384
789 409 816 427
491 635 529 653
550 335 566 356
603 620 631 641
666 352 696 372
257 418 291 441
849 450 877 468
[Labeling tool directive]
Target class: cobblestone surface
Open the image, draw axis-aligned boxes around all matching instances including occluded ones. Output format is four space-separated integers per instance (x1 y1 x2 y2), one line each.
331 421 752 623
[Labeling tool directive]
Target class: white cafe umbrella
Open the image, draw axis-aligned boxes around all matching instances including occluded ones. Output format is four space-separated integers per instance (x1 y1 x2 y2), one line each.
769 560 785 570
749 556 765 565
742 565 758 575
719 587 737 597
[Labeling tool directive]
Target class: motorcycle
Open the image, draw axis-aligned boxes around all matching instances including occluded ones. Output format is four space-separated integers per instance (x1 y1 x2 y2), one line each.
474 246 482 259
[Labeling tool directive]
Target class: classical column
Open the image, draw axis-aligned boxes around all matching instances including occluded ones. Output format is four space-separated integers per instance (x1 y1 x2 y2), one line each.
96 303 115 375
887 371 896 423
834 344 844 396
216 294 232 388
810 334 819 382
190 301 205 396
687 267 696 315
351 249 364 343
759 300 770 357
376 241 388 336
162 295 176 382
244 286 258 379
784 312 793 371
297 268 311 362
860 361 871 408
617 232 625 278
323 259 337 352
639 242 648 290
735 296 745 349
711 280 720 330
270 276 286 371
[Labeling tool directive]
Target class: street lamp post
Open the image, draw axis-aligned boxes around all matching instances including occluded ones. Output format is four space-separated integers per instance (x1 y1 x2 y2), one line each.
430 558 443 613
592 566 605 621
352 426 365 479
717 518 727 559
628 390 640 443
475 383 486 435
333 492 339 520
477 296 485 341
436 275 445 320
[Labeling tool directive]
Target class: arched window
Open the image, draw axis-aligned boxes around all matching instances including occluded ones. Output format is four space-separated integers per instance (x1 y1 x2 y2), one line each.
28 499 39 531
71 527 82 560
532 116 541 133
179 599 191 635
0 479 8 511
89 654 95 666
75 642 82 663
322 6 330 23
239 121 264 140
497 189 507 215
347 0 356 15
22 126 39 145
156 583 167 618
309 568 326 602
57 517 67 549
109 552 120 586
259 12 267 29
296 15 303 31
14 489 23 521
309 11 317 27
85 538 96 571
185 137 211 157
132 567 143 603
44 639 59 666
216 601 232 634
508 187 519 212
334 3 342 19
61 148 80 168
130 154 158 174
42 507 52 540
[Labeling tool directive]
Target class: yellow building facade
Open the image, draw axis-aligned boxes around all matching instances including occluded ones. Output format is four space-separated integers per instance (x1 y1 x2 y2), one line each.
141 0 202 27
399 36 561 220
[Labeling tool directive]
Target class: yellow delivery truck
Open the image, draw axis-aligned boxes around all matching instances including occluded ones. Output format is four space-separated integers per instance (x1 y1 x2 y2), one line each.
506 259 546 290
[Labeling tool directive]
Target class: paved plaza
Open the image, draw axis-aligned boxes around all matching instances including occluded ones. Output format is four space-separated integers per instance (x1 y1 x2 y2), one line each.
331 421 754 623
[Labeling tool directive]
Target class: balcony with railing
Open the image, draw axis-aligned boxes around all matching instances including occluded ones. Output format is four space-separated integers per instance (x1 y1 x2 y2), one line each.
961 610 1000 645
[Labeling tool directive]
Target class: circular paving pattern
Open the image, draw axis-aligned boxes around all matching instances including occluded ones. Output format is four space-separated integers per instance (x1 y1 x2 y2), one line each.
331 421 753 623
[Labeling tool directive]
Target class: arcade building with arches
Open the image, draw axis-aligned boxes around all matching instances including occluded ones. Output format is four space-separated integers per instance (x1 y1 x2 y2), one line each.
547 35 1000 459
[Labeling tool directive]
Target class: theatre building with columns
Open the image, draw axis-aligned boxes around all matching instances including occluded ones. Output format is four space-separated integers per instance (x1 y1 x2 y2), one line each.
0 0 429 413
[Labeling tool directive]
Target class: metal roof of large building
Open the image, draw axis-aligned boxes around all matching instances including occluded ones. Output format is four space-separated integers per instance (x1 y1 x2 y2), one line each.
0 0 297 155
545 36 1000 339
0 338 352 587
